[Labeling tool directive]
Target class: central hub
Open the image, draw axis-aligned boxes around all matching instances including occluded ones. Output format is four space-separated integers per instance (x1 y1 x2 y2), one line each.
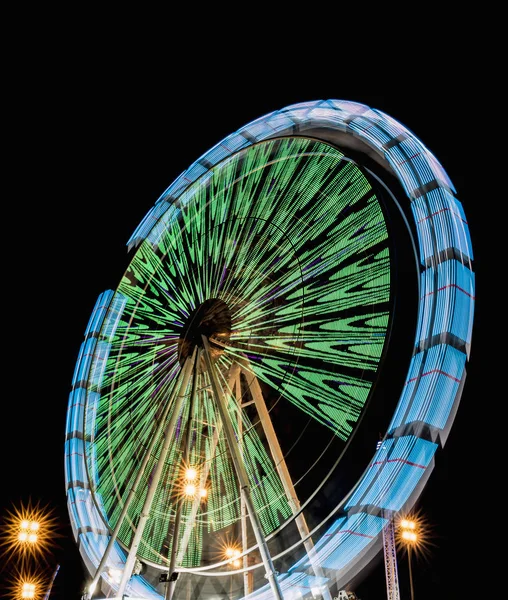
178 298 232 364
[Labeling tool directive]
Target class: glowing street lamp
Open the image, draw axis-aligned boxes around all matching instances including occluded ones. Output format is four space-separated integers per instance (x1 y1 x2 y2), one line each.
19 520 40 545
183 483 197 497
225 546 241 568
180 465 208 500
223 545 242 598
21 582 36 598
184 467 198 481
1 502 61 600
0 501 58 567
161 462 209 600
399 518 418 600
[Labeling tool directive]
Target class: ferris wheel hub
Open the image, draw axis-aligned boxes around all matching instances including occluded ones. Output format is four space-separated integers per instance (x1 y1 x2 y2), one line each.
178 297 231 364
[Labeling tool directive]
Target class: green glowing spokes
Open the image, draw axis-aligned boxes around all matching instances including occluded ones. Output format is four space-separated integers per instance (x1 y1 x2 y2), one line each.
190 368 241 531
91 318 194 562
195 145 342 311
241 425 293 534
234 203 388 325
94 374 184 498
89 136 391 563
167 361 291 535
206 143 390 438
132 360 290 564
142 440 185 563
221 165 387 334
122 247 196 323
92 246 212 560
272 247 390 323
226 315 388 372
180 163 239 301
210 363 292 535
128 389 204 564
221 155 354 308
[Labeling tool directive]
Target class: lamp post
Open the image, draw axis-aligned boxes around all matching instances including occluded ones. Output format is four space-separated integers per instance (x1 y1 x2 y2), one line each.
399 519 417 600
3 502 59 600
16 519 40 599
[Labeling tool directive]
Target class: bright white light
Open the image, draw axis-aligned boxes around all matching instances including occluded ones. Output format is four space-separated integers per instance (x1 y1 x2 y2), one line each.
20 520 30 530
400 519 416 529
185 467 197 481
108 568 122 583
28 533 38 543
89 581 97 594
29 521 39 531
18 532 28 542
184 484 196 496
402 530 417 542
225 547 241 566
199 488 207 498
21 582 36 598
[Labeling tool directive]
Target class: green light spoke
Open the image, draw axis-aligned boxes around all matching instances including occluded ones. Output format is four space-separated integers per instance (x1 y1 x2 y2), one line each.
86 135 391 569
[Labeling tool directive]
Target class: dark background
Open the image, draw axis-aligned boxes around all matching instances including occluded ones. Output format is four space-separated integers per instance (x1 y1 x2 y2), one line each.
2 25 490 600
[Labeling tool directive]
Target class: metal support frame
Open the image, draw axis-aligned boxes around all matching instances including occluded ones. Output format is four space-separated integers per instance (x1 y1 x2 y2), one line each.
202 335 284 600
92 339 333 600
165 349 201 600
175 362 240 565
87 354 196 598
235 366 253 597
240 357 332 600
383 512 401 600
117 348 197 598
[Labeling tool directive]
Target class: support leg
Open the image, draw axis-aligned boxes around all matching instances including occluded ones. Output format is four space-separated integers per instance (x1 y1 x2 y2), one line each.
240 358 332 600
165 349 201 600
88 355 195 598
117 347 197 598
202 336 284 600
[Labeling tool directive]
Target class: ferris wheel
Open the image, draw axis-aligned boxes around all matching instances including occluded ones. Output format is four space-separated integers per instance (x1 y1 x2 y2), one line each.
64 100 474 600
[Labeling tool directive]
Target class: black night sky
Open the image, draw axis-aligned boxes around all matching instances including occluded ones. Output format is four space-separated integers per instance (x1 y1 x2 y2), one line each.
2 22 492 600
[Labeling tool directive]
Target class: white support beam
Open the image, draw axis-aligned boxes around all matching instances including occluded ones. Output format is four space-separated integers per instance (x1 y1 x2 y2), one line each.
202 336 284 600
87 355 195 598
240 358 332 600
117 348 197 598
175 361 240 565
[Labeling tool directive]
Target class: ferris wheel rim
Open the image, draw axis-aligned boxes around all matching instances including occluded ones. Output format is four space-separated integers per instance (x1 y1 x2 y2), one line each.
65 99 474 599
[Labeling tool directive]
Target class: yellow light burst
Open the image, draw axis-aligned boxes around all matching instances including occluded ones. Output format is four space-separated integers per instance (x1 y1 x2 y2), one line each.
5 565 48 600
214 534 244 570
0 500 60 567
184 483 197 497
173 461 208 503
184 467 198 481
395 508 435 563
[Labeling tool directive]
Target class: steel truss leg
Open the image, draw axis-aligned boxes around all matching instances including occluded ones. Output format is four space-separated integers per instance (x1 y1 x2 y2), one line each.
165 349 201 600
202 335 284 600
170 360 255 597
239 357 332 600
117 347 198 598
383 512 401 600
87 352 196 598
234 366 253 597
174 362 240 565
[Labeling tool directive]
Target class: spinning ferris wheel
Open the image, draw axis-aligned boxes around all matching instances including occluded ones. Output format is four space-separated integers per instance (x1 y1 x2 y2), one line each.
65 100 474 600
